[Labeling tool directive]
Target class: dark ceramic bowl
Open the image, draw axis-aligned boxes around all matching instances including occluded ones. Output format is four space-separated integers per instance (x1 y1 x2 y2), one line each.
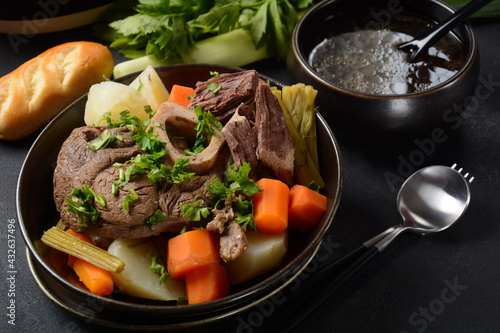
17 64 342 329
0 0 115 34
287 0 480 142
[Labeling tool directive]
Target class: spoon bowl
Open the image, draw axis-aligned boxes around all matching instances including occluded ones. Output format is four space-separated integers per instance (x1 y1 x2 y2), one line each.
397 165 471 233
375 164 472 251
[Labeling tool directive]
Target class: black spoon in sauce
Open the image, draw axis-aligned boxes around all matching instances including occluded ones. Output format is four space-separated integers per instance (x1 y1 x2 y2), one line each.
398 0 493 62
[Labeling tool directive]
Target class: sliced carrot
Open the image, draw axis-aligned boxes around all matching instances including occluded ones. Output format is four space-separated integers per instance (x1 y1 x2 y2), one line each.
64 229 114 296
167 84 195 107
253 178 289 234
66 229 93 242
185 263 229 305
167 229 220 280
66 229 93 268
288 184 328 232
72 257 114 296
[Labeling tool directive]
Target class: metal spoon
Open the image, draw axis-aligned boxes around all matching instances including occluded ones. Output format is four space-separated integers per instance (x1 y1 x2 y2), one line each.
270 164 473 332
398 0 493 62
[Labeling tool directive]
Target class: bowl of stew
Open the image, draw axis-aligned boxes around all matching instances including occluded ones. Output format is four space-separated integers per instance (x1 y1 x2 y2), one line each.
287 0 480 142
17 64 342 329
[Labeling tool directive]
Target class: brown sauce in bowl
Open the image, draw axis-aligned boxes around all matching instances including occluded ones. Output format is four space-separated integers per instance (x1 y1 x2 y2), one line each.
308 14 466 95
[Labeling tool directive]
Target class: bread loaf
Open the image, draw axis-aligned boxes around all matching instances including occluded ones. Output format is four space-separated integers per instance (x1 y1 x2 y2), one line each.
0 41 114 140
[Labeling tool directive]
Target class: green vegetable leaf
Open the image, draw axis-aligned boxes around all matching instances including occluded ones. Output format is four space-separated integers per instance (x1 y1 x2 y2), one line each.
102 0 321 63
188 2 243 35
149 254 169 284
250 0 298 59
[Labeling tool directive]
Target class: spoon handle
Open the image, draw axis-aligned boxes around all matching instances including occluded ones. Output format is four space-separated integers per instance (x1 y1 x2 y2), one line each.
278 246 381 332
316 226 396 272
262 227 404 332
400 0 493 61
420 0 493 47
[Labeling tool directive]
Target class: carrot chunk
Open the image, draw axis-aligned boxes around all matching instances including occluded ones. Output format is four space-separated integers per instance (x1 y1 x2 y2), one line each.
167 84 195 107
253 178 289 234
185 263 229 304
72 257 114 296
63 229 114 296
167 229 220 280
288 184 327 232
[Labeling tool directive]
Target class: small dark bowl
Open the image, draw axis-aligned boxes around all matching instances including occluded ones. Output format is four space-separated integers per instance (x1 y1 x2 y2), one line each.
17 64 342 329
287 0 480 142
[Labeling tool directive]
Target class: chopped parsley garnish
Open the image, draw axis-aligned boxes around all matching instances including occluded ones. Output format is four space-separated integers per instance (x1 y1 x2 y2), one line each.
145 209 166 229
224 163 261 197
87 129 122 151
123 188 139 212
180 162 261 231
180 200 211 222
65 185 106 227
149 254 168 284
101 110 194 194
207 81 222 94
170 158 196 183
184 106 222 156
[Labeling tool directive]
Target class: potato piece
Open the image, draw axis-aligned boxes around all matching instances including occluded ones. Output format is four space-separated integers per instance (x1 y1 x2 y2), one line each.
84 81 150 126
129 65 170 111
225 231 288 285
107 238 186 301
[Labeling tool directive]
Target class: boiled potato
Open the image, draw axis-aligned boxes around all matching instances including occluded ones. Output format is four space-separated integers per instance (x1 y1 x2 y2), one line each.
84 81 150 126
107 238 186 301
225 231 288 285
129 65 170 111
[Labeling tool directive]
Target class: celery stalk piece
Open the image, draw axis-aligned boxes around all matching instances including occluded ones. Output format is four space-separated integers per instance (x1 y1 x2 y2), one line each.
188 29 269 67
113 56 171 79
41 227 125 273
113 29 270 79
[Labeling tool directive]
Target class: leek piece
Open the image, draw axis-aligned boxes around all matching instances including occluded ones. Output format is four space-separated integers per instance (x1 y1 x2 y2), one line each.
113 29 270 79
41 227 125 273
281 84 319 169
272 86 325 188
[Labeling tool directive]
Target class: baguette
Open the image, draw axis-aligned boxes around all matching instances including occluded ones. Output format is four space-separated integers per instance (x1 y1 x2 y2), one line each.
0 41 114 141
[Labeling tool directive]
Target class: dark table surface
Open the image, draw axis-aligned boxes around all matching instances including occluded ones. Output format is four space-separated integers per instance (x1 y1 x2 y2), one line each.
1 17 500 333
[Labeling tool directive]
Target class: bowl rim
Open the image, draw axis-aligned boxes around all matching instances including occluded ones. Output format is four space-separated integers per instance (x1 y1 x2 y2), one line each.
292 0 479 99
16 63 343 328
